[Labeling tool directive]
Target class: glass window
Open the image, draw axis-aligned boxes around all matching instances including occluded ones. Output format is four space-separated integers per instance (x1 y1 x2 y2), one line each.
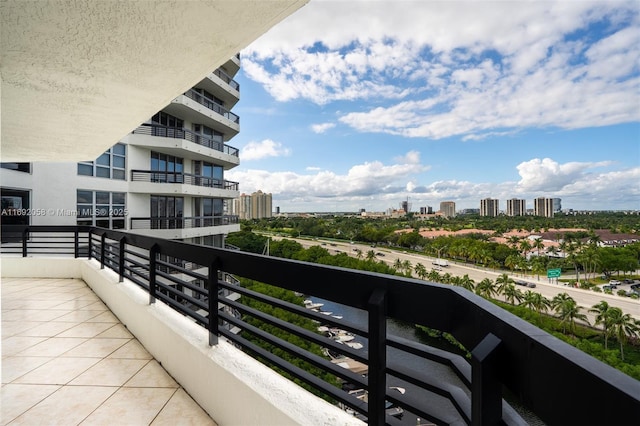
77 190 93 204
76 190 126 229
112 193 125 205
112 169 125 180
96 167 110 178
112 143 126 155
96 153 110 166
78 163 93 176
77 144 126 180
113 156 125 168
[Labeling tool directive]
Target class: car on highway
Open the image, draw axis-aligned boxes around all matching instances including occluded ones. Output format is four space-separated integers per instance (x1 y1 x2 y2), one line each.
609 280 621 286
526 282 536 288
376 252 385 257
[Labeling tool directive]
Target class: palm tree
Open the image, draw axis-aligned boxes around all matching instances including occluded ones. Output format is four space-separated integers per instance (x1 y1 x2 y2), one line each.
475 278 497 299
606 307 639 361
554 296 588 335
402 259 412 276
504 255 520 274
495 273 514 298
533 238 545 256
354 248 363 260
502 283 523 305
589 301 611 349
414 263 427 280
366 250 376 262
427 269 441 282
519 238 532 259
393 258 402 271
457 274 476 292
529 292 551 315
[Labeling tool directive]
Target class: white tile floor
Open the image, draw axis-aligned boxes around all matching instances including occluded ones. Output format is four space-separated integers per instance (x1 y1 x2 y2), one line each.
1 278 217 425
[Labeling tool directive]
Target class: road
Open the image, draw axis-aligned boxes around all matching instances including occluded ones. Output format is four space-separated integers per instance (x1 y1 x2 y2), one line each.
269 235 640 322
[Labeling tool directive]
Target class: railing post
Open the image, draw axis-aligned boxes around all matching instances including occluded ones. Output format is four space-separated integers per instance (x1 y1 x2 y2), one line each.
88 229 93 259
74 230 79 258
208 259 220 346
149 244 159 304
471 333 503 426
367 288 387 426
21 227 28 257
118 236 126 283
100 233 106 269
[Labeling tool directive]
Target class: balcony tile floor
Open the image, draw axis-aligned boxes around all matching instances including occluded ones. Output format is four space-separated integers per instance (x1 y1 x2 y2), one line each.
1 278 217 425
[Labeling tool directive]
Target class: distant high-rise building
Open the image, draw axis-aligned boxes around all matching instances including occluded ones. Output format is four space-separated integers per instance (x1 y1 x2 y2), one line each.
480 198 499 217
400 199 410 213
534 197 555 218
440 201 456 218
233 190 272 220
506 198 526 216
419 206 433 215
552 198 562 212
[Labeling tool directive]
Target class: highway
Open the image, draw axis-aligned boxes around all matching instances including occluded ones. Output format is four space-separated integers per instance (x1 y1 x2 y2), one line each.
269 235 640 322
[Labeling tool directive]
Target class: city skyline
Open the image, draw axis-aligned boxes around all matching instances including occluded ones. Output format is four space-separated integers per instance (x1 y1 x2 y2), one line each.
226 0 639 212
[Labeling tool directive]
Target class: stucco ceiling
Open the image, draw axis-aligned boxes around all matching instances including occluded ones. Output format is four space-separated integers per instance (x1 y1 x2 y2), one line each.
0 0 307 162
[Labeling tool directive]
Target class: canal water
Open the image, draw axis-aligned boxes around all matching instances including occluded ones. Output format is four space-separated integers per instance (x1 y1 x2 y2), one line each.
309 296 545 425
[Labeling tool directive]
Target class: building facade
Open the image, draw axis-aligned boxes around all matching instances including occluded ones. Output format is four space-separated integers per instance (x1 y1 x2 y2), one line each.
480 198 499 217
534 197 555 218
506 198 526 216
1 57 242 248
233 190 273 220
440 201 456 218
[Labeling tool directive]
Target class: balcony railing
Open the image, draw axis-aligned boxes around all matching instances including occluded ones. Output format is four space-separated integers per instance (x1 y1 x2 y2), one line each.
212 68 240 91
130 170 239 191
2 225 639 426
131 124 239 157
129 216 239 230
183 90 240 124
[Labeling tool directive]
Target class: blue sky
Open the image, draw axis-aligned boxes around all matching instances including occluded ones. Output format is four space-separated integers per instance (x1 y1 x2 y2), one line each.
226 0 640 213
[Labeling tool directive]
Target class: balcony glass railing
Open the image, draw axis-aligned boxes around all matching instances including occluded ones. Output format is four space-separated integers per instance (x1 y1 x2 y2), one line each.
131 124 239 157
212 68 240 91
182 90 240 124
130 170 239 190
2 225 638 426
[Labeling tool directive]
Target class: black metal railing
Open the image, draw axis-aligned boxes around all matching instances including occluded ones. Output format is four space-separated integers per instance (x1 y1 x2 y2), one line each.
129 216 239 230
182 90 240 124
211 68 240 91
131 124 239 157
2 225 639 426
130 170 239 190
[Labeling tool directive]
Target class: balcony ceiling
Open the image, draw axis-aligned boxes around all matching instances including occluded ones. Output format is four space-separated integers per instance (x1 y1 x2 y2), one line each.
0 0 307 162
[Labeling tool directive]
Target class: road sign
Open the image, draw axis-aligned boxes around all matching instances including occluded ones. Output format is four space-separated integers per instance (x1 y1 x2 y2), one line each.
547 268 562 278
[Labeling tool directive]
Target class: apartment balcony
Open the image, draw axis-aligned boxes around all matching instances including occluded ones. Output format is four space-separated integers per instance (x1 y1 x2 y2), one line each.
165 90 240 141
129 170 239 198
2 225 638 426
197 68 240 110
126 124 240 169
129 216 239 240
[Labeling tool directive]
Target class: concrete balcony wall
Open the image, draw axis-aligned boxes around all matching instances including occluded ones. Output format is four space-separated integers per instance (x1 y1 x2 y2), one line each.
128 181 239 199
0 257 363 426
129 224 240 240
124 133 240 169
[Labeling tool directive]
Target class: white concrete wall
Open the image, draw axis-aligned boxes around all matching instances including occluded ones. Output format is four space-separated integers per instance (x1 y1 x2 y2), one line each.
0 257 364 426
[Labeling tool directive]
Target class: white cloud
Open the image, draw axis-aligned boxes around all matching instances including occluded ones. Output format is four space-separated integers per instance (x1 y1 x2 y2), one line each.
227 151 430 200
310 122 336 133
243 1 639 137
241 139 291 161
515 158 614 192
227 155 639 212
